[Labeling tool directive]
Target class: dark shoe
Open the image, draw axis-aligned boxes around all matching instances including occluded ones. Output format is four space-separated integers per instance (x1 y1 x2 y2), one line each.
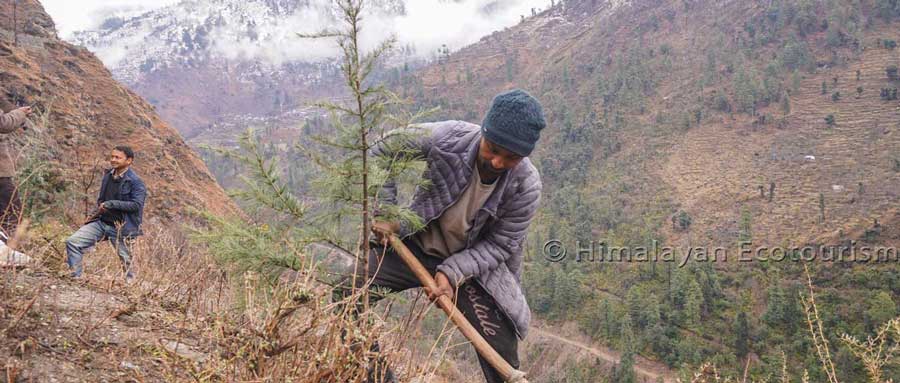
357 341 396 383
366 356 397 383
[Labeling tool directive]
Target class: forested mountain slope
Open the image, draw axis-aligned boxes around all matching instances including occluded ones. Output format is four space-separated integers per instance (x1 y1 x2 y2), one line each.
396 0 900 380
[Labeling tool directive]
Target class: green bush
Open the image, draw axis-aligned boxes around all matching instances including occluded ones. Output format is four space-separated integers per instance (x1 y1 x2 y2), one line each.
16 151 69 222
887 65 899 81
674 211 692 231
714 93 732 112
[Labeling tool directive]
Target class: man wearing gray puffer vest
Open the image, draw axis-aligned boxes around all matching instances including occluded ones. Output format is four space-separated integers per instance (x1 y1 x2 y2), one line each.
333 89 545 383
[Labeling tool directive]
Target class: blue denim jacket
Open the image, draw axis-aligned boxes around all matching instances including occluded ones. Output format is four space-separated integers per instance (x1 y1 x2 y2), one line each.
94 168 147 237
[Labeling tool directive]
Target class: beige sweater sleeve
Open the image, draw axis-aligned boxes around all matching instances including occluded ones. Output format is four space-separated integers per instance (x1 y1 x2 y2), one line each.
0 109 26 134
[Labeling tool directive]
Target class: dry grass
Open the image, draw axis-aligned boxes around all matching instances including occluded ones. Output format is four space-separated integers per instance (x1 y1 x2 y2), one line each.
0 53 459 380
0 219 458 382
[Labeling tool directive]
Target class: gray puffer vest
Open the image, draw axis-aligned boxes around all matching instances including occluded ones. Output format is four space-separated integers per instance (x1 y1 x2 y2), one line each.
371 120 542 339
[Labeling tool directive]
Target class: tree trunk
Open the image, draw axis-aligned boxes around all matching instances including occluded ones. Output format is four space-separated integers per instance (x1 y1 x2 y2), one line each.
13 0 18 46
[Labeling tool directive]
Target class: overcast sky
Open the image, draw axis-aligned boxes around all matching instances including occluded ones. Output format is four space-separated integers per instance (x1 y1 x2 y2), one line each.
43 0 182 38
44 0 550 39
43 0 551 65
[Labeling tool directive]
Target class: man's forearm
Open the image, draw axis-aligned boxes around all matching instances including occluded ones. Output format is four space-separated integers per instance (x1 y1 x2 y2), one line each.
437 235 518 287
103 200 140 212
0 109 26 133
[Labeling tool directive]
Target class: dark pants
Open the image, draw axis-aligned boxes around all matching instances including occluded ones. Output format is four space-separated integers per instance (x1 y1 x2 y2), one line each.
332 237 519 383
0 177 21 236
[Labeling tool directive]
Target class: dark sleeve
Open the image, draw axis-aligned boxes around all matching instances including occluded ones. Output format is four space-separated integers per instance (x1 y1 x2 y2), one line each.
97 173 109 206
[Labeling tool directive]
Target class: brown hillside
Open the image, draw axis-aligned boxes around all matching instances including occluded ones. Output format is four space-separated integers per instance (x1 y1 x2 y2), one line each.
664 38 900 248
398 0 900 378
0 0 237 221
410 0 899 250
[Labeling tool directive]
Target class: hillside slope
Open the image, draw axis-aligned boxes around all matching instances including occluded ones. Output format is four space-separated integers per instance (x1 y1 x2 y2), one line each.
400 0 900 379
411 0 899 249
0 0 237 221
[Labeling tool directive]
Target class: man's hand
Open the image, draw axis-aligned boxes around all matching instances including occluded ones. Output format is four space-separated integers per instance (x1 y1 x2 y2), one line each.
426 271 455 303
371 220 399 245
84 206 101 225
16 106 32 116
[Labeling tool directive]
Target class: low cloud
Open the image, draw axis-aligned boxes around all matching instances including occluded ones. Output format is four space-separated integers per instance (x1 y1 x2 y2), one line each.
59 0 554 68
210 5 342 65
390 0 547 57
210 0 551 64
44 0 182 38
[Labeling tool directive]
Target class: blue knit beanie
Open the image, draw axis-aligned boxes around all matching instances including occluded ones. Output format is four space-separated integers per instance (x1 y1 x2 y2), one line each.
480 89 546 157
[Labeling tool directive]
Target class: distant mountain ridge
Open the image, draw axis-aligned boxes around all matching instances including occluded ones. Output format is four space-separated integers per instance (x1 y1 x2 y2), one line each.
67 0 536 139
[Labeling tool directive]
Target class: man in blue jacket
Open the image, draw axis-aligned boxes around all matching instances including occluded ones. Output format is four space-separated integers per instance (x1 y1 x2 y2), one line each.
66 145 147 281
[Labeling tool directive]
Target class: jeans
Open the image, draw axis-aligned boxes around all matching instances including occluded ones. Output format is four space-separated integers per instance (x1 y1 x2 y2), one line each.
332 237 519 383
65 220 134 277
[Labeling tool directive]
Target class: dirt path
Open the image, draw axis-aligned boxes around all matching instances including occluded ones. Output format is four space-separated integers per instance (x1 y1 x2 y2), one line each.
530 327 678 383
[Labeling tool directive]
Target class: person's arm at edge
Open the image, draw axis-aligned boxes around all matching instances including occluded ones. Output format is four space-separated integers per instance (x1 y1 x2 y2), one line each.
0 108 27 134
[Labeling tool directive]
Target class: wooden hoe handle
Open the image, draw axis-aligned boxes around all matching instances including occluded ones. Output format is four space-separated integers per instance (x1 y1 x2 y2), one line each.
387 235 528 383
